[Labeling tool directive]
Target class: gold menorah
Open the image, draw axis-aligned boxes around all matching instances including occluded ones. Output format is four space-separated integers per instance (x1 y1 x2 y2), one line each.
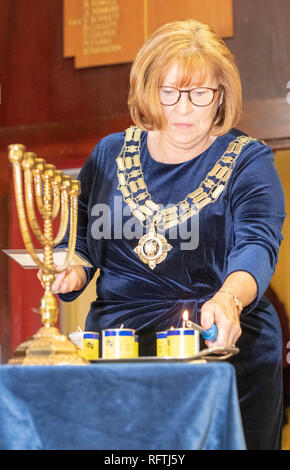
7 144 88 365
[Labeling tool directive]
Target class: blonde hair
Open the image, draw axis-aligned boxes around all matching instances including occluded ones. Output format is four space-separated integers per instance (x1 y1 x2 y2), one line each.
128 19 242 135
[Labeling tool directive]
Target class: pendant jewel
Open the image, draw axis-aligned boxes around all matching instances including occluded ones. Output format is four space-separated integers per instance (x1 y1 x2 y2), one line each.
134 224 172 270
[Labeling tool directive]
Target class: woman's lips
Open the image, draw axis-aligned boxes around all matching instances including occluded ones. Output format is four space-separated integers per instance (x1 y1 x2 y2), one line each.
173 123 193 129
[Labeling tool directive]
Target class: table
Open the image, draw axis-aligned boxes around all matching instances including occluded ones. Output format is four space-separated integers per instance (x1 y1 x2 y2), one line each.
0 361 246 450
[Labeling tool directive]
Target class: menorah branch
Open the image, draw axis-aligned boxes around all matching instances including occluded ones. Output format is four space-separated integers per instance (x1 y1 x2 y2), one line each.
7 143 87 365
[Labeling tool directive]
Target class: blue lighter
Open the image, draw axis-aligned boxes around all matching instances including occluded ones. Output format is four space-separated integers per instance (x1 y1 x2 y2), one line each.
185 320 218 342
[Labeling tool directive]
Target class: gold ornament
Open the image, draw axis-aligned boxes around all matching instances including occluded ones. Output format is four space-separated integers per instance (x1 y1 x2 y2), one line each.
116 126 260 269
7 144 88 365
134 222 172 269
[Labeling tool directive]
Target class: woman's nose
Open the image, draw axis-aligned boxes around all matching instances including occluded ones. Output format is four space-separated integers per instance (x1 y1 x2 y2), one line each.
174 92 193 114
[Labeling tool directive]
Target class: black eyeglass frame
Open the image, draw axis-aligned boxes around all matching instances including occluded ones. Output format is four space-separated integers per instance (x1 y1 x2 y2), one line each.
158 86 220 107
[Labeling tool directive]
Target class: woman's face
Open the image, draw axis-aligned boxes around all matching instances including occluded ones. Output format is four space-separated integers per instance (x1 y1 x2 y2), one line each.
159 62 221 148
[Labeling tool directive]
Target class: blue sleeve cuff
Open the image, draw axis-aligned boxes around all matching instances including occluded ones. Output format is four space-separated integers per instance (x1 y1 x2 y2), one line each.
225 244 275 313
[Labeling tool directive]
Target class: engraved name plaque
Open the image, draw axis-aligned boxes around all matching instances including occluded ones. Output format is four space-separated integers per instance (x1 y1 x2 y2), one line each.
64 0 233 68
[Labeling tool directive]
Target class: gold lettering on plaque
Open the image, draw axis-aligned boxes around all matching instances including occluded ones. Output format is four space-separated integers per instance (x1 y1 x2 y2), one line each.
64 0 233 68
82 0 121 55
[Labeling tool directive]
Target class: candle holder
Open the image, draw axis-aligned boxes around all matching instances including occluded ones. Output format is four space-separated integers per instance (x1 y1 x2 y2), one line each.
156 331 168 357
7 144 87 365
102 328 137 359
167 328 200 358
82 332 100 360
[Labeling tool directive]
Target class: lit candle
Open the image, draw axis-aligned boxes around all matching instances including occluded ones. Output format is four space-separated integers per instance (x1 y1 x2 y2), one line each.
182 310 189 328
166 311 200 358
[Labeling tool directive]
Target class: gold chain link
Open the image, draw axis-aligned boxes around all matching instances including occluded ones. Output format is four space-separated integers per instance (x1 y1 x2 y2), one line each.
116 126 260 231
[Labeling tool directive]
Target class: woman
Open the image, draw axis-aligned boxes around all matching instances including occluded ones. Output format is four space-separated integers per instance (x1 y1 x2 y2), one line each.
42 20 286 449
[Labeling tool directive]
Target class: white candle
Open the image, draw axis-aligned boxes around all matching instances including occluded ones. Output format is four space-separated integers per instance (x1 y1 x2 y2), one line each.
182 310 189 328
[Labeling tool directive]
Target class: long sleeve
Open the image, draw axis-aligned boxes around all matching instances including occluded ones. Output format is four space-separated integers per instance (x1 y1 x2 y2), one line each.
225 141 286 312
58 148 98 302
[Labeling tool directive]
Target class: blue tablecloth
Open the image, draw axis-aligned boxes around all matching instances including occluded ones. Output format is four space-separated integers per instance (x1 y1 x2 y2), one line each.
0 361 245 450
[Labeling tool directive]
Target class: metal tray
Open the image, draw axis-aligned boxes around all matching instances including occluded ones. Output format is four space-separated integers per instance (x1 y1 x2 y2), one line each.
90 346 239 363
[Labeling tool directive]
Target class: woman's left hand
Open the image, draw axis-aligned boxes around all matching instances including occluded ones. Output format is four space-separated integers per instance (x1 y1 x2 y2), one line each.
200 293 242 348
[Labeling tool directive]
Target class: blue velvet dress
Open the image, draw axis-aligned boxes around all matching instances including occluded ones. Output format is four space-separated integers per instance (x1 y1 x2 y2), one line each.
59 127 285 450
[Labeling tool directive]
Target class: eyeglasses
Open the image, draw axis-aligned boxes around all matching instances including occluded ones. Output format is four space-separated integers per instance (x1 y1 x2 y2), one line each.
159 86 219 107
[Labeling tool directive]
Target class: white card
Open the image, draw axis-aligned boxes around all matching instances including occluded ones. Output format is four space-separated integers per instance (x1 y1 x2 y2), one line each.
3 248 92 269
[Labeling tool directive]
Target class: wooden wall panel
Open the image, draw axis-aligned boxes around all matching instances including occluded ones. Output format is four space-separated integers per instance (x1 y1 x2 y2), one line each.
147 0 233 38
225 0 290 146
0 0 11 127
0 0 132 361
225 0 290 101
1 0 131 127
63 0 233 68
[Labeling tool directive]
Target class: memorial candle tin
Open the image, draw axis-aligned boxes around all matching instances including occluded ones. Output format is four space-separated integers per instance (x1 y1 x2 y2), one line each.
156 331 168 357
167 328 199 358
134 335 139 358
82 332 99 360
102 329 137 359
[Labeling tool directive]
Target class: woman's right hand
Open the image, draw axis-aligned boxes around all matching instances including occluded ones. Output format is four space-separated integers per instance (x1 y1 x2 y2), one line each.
37 265 87 295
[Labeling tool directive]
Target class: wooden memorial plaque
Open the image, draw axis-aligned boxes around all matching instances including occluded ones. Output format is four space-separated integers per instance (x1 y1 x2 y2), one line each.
147 0 234 39
63 0 233 68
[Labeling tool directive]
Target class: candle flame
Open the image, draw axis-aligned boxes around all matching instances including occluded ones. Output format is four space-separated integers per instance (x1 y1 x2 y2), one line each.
182 310 189 322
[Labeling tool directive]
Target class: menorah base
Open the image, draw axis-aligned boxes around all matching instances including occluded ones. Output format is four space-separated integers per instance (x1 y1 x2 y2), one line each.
8 326 88 365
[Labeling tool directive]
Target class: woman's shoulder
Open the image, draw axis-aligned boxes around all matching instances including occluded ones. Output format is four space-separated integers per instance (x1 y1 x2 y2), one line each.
78 131 127 179
92 130 126 155
221 128 273 165
226 129 284 198
226 128 269 149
